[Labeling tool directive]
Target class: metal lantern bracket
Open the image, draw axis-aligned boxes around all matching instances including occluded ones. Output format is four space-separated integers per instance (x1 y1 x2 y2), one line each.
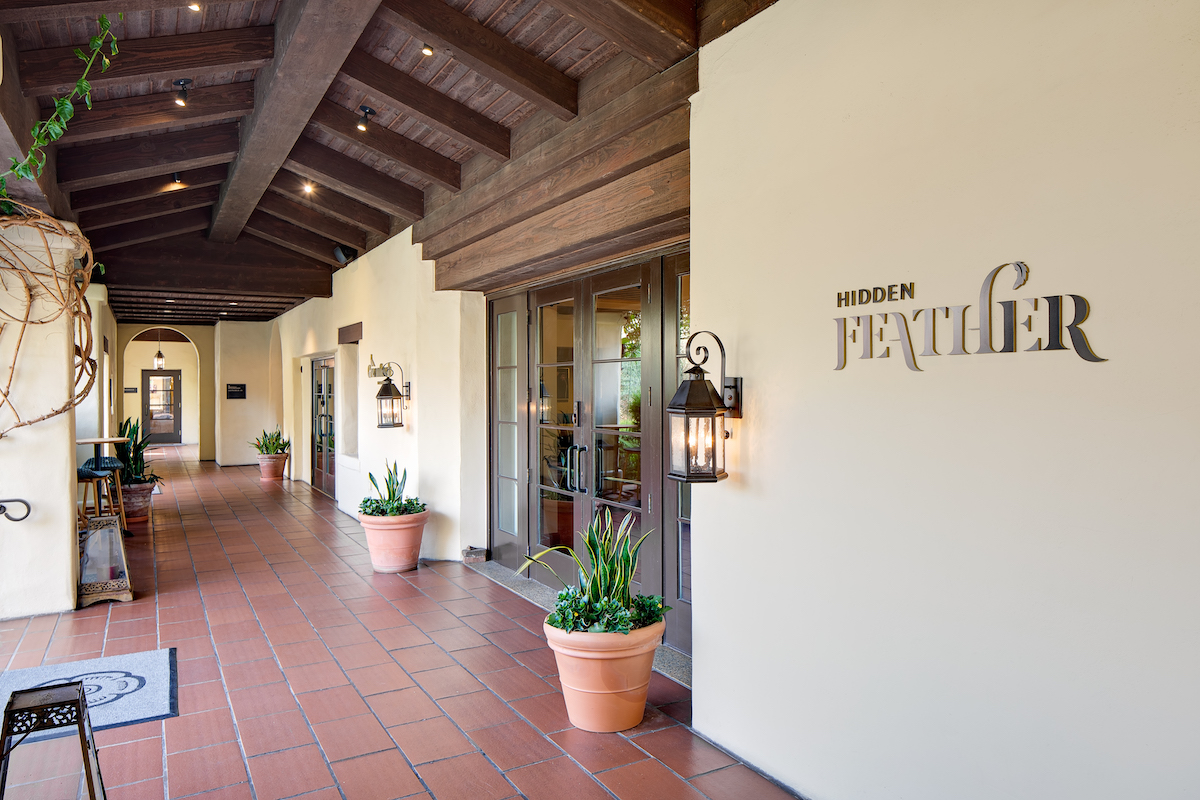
367 356 411 399
683 331 743 420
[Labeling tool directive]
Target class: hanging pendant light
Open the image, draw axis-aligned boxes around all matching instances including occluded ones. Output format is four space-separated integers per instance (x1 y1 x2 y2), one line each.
154 328 165 370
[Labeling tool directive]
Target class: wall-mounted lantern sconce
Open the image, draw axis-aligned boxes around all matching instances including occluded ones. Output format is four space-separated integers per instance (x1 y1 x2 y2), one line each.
368 356 411 428
666 331 743 483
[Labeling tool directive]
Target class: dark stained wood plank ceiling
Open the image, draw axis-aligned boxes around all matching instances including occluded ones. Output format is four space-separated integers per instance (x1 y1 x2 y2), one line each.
0 0 712 324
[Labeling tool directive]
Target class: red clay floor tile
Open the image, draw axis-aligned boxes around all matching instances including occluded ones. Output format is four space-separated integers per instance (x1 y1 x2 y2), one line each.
549 727 648 772
388 715 476 764
631 725 738 778
468 719 562 770
312 713 396 762
330 749 425 800
237 709 316 757
367 687 443 727
246 744 335 800
166 741 248 798
437 690 518 731
297 684 371 724
416 752 518 800
506 756 614 800
689 764 800 800
597 759 708 800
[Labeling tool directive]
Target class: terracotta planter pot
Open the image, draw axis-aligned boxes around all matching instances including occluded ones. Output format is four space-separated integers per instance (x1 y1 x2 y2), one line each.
257 453 289 481
121 482 154 523
544 619 665 732
358 510 431 572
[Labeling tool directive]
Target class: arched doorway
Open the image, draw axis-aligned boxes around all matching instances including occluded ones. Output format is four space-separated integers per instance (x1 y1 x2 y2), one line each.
122 328 200 446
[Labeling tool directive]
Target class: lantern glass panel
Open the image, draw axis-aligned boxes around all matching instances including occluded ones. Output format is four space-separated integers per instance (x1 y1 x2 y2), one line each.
669 413 687 476
378 397 402 427
714 414 725 474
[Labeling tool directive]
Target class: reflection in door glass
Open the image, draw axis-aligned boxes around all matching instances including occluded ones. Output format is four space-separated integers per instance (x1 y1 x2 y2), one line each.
594 432 641 507
593 361 641 431
594 286 641 360
148 376 175 434
538 428 573 490
677 274 690 354
678 483 691 602
537 366 573 425
538 301 574 364
539 488 574 548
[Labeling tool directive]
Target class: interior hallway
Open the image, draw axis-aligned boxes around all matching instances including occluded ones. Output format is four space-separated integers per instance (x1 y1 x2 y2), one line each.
1 447 791 800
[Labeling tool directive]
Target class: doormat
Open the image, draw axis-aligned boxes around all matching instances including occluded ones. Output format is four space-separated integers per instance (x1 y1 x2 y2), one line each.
0 648 177 736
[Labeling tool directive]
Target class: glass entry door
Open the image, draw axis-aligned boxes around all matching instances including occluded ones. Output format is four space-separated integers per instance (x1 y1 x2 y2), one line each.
141 370 181 444
312 357 335 497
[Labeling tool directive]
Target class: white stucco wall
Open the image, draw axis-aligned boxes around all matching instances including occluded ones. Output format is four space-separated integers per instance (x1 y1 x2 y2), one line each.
277 228 487 560
214 320 276 466
122 339 200 445
689 1 1199 798
73 283 118 467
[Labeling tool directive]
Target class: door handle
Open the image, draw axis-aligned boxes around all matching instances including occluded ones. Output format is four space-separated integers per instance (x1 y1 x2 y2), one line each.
576 445 588 495
566 445 578 492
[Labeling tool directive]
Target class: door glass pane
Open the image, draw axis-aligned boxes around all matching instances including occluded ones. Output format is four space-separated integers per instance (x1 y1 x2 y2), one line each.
498 310 518 368
539 428 573 489
498 423 518 479
594 287 642 360
592 361 641 431
499 478 518 534
538 300 574 364
678 482 691 602
148 376 175 434
537 366 573 425
539 489 574 548
594 432 641 507
498 368 517 422
677 274 691 354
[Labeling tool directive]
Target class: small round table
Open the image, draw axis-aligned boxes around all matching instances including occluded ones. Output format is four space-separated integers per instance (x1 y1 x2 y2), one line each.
76 436 130 465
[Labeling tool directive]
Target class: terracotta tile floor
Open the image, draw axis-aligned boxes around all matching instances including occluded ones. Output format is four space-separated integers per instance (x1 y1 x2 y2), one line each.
1 447 795 799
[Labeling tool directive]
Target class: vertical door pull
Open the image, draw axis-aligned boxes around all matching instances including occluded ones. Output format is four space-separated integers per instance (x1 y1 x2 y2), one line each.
577 445 588 495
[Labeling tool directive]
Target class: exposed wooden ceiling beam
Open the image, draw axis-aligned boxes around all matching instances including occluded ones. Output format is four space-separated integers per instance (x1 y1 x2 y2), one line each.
57 123 239 192
108 288 306 305
89 207 212 252
284 138 424 221
256 192 367 251
20 27 274 97
0 1 198 24
309 98 460 192
377 0 578 121
100 233 332 298
244 210 340 267
70 165 227 212
548 0 696 71
269 171 391 236
339 49 510 162
0 25 69 216
208 0 383 243
112 298 295 312
78 184 219 231
57 83 256 145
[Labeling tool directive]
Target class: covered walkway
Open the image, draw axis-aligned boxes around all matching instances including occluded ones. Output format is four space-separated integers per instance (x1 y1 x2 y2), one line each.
1 449 788 800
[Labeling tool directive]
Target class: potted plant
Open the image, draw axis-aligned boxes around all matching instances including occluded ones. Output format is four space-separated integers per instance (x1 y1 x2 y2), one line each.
519 509 671 733
113 418 161 523
251 428 290 481
358 462 429 572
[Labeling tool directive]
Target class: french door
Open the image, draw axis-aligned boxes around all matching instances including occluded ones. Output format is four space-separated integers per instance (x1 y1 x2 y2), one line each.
312 357 335 496
489 251 692 652
142 369 182 444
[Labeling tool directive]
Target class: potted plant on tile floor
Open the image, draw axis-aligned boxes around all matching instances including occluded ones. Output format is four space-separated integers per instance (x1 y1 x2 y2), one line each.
114 418 161 523
251 428 291 480
358 462 430 572
519 509 671 733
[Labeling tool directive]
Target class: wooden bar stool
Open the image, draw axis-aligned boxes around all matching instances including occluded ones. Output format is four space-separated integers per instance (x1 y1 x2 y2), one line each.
82 456 127 530
76 467 116 528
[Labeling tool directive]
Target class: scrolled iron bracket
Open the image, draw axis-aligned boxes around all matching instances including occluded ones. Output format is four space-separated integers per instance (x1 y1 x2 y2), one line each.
0 499 31 522
683 331 743 418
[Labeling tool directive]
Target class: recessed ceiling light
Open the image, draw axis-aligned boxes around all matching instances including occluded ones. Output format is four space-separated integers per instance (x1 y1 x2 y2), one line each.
165 299 175 303
420 43 434 57
229 302 238 305
220 311 228 315
187 3 201 10
173 78 192 106
303 184 313 193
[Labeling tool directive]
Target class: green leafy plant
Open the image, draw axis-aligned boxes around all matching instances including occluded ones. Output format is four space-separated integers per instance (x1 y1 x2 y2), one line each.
359 461 426 516
520 508 670 634
114 417 162 486
0 14 121 213
250 428 290 454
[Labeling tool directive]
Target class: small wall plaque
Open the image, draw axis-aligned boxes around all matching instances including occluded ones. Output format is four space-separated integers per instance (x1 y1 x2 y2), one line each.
123 387 137 394
226 384 246 399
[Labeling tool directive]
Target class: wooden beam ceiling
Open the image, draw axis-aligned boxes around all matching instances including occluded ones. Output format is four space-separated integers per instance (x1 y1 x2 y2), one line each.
78 184 219 230
255 192 367 251
0 26 68 216
284 137 424 221
244 210 340 267
377 0 578 121
308 98 460 191
19 27 275 97
69 165 228 212
88 206 212 252
338 49 510 162
208 0 384 242
549 0 697 71
57 123 240 192
0 1 201 24
268 171 391 237
56 83 256 145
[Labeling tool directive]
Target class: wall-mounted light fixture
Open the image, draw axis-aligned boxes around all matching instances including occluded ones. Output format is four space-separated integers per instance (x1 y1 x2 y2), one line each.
356 105 376 131
666 331 743 483
173 78 192 106
368 356 411 428
153 328 165 370
333 245 359 265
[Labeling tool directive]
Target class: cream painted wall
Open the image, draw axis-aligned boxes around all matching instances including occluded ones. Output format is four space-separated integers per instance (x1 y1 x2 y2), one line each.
0 225 86 619
73 284 118 467
689 1 1199 798
122 340 200 444
277 228 487 561
116 325 215 460
214 321 276 465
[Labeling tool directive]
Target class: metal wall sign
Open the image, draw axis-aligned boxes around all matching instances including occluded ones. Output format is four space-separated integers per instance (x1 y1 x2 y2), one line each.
834 262 1105 372
226 384 246 399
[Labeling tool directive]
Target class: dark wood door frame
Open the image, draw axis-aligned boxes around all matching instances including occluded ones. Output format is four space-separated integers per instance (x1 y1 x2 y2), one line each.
141 369 182 444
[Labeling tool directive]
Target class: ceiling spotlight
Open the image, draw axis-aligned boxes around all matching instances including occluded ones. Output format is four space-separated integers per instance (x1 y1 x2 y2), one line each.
172 172 181 182
173 78 192 106
303 183 313 193
187 3 201 10
333 245 358 265
229 302 238 306
165 299 175 303
356 105 376 132
420 43 434 57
